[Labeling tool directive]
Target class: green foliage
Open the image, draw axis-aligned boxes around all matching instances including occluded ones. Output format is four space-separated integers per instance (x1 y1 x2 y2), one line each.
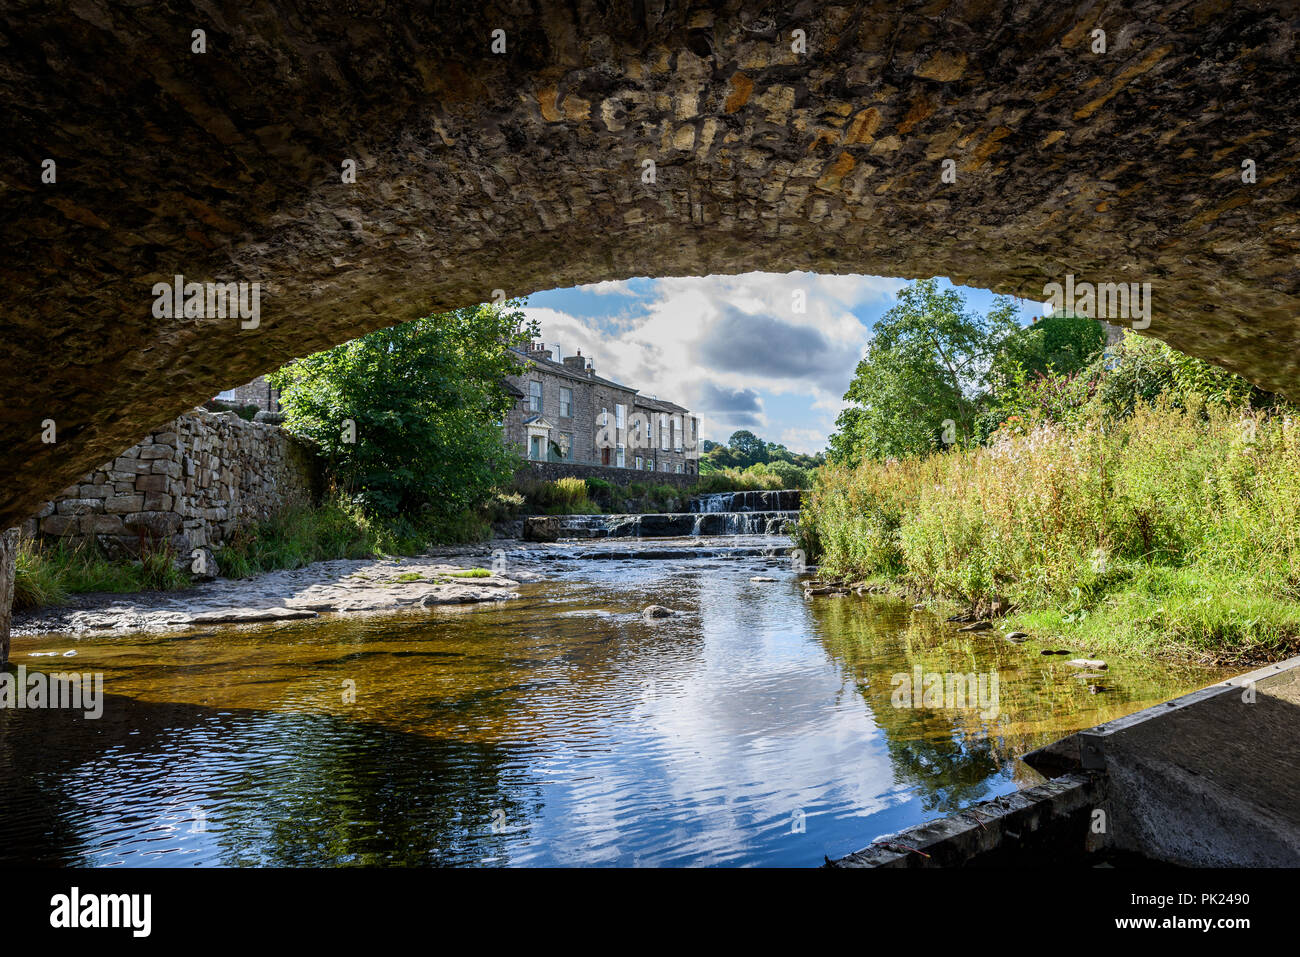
447 567 491 578
270 301 536 519
829 278 1020 464
801 401 1300 664
987 312 1107 385
13 537 191 611
701 430 824 472
691 467 784 494
215 498 481 579
511 476 599 514
1086 331 1270 419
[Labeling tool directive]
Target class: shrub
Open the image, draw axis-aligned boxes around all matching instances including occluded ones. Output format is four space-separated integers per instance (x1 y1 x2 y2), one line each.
800 401 1300 663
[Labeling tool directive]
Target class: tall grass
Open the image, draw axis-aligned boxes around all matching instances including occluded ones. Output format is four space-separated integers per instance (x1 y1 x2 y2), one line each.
217 498 487 578
13 537 190 611
799 401 1300 664
691 468 785 494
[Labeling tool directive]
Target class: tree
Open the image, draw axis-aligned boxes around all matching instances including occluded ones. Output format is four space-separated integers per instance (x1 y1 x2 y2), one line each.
270 301 537 518
987 312 1107 387
727 429 765 466
828 279 1019 464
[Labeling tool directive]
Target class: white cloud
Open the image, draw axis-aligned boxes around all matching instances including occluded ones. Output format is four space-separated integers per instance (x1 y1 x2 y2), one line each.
522 272 903 455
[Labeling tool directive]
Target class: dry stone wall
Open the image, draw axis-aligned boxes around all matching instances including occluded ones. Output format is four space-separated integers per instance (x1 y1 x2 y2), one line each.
25 410 319 559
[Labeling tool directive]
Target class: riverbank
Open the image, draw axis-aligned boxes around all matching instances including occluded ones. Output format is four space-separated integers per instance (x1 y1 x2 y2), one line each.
799 403 1300 667
12 548 531 636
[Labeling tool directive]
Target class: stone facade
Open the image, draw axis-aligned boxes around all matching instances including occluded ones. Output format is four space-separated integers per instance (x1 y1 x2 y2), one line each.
26 410 318 560
504 343 700 476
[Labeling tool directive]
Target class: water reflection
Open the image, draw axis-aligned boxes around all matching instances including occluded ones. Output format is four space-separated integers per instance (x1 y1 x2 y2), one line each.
0 539 1230 866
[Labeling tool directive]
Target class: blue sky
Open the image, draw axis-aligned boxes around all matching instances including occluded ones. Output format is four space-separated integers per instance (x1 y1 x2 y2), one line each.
523 273 1043 455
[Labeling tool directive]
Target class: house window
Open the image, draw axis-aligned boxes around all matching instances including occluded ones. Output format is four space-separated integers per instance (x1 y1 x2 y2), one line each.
635 455 643 470
646 459 654 471
616 445 625 468
660 414 669 448
217 388 237 402
561 432 574 461
662 461 669 472
529 380 542 413
673 416 683 452
600 407 608 426
675 463 682 474
559 387 572 418
616 404 626 430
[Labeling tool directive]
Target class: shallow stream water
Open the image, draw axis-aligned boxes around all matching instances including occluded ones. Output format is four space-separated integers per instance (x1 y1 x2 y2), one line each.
0 534 1229 866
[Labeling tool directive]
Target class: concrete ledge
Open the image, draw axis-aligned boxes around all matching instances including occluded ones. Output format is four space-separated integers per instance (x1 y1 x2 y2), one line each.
1025 654 1300 866
829 773 1104 867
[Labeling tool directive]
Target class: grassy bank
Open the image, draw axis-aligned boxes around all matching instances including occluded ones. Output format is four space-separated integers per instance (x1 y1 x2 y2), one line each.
13 499 491 609
502 469 810 519
798 401 1300 665
215 499 488 579
12 538 190 611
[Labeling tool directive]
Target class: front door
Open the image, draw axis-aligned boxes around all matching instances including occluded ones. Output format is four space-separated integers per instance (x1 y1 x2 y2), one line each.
602 447 610 466
530 436 543 460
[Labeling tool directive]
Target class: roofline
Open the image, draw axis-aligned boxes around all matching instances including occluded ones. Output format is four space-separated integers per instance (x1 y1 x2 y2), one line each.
509 348 693 414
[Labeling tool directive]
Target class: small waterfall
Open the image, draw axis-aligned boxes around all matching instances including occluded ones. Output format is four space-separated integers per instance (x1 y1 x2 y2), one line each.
544 501 800 539
688 489 803 513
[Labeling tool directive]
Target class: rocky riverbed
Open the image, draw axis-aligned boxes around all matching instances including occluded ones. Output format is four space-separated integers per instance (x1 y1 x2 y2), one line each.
12 546 540 636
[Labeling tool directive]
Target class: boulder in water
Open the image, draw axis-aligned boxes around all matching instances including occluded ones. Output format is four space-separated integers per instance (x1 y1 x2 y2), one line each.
643 604 674 619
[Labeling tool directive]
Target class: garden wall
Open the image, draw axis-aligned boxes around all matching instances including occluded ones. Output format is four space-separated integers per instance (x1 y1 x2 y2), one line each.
25 410 319 560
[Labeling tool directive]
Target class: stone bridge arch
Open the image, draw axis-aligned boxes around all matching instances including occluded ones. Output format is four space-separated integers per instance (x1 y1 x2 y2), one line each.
2 0 1299 530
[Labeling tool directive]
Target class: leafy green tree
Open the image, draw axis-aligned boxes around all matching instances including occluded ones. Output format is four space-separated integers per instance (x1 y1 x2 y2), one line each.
829 279 1019 464
727 430 765 466
988 312 1107 386
270 302 537 518
1088 331 1272 418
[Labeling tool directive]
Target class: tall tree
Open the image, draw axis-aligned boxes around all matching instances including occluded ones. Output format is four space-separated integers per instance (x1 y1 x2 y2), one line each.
828 279 1018 464
988 311 1107 386
270 301 537 518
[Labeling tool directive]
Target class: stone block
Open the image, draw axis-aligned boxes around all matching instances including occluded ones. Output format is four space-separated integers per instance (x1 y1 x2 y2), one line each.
142 492 173 511
134 473 168 493
138 445 172 460
40 514 76 536
105 494 144 514
124 512 181 537
113 457 150 474
84 514 127 535
57 498 101 515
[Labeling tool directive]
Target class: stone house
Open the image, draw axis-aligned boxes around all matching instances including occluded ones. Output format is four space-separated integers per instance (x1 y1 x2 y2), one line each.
503 341 700 476
215 374 281 413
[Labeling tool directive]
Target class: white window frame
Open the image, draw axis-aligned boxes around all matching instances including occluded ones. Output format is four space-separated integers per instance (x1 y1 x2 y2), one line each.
616 445 625 468
559 387 572 418
528 380 542 413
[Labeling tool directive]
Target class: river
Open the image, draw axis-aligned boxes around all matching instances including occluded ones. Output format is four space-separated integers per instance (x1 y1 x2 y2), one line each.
0 533 1230 866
